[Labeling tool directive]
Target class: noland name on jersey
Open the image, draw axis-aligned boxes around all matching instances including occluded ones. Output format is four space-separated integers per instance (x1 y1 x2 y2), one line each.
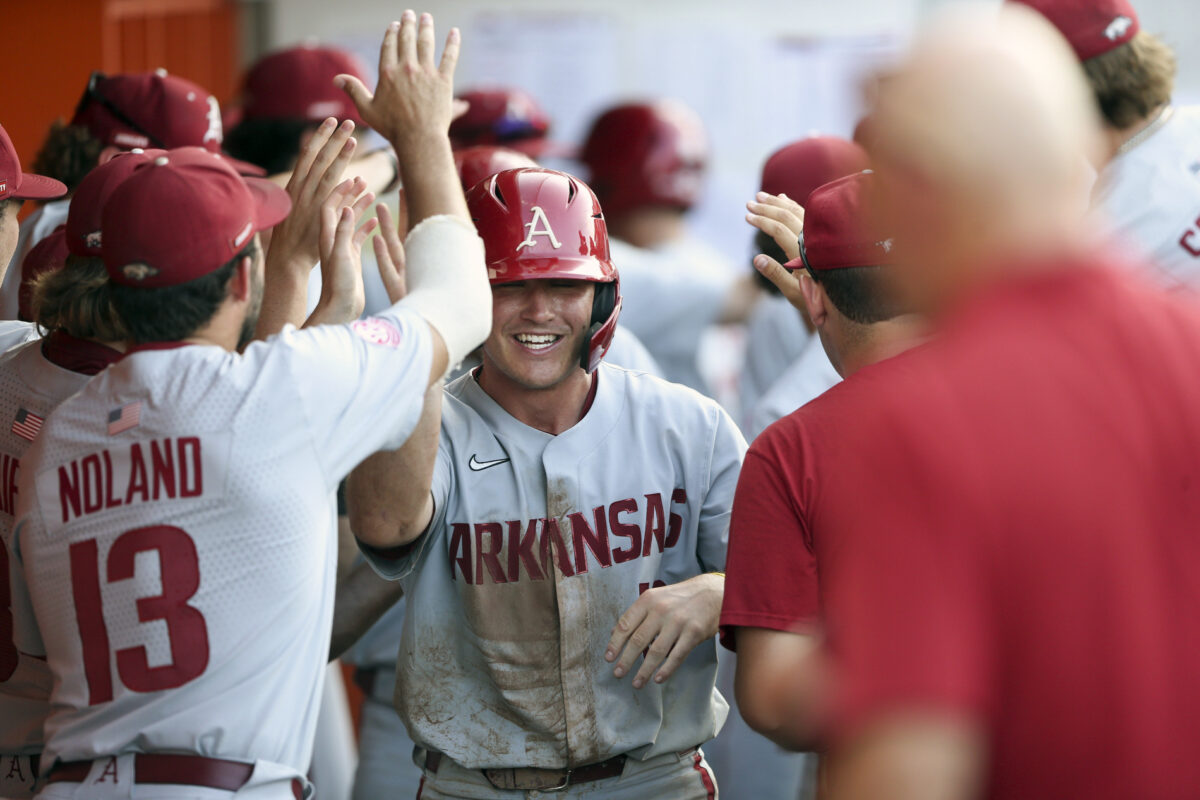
450 490 688 585
34 433 231 531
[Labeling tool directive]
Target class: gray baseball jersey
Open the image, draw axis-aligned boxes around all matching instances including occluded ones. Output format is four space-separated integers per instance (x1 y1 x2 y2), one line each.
748 336 842 440
0 337 102 761
10 307 431 780
363 363 745 770
610 238 734 395
1093 105 1200 289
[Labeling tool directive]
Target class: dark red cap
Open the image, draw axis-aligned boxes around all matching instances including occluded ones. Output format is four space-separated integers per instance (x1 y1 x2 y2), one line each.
242 44 369 126
1008 0 1140 61
102 147 291 288
18 226 69 322
455 145 538 193
760 136 870 205
70 70 264 176
785 171 896 272
72 70 225 151
0 123 67 202
450 88 555 156
66 149 164 258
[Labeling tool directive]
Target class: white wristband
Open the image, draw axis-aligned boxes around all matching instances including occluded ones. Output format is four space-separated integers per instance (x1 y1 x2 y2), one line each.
397 215 492 371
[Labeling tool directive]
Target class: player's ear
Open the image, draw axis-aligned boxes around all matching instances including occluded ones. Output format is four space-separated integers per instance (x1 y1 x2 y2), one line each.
798 272 827 328
229 256 254 302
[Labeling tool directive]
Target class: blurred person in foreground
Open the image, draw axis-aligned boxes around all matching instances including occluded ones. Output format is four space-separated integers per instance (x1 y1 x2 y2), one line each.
797 6 1200 800
581 101 757 399
717 171 925 794
1011 0 1200 290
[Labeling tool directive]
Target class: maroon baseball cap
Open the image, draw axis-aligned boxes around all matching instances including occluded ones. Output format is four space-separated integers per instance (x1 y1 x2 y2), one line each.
66 149 164 258
102 147 291 288
760 136 870 205
18 226 69 321
0 124 67 202
242 44 369 126
1008 0 1140 61
71 70 264 176
785 171 896 272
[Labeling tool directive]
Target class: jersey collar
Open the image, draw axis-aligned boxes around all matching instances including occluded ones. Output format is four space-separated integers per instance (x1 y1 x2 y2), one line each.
41 331 124 376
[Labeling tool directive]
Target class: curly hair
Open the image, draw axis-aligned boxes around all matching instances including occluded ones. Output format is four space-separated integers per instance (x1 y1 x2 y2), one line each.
31 121 103 194
31 256 128 342
1082 31 1177 130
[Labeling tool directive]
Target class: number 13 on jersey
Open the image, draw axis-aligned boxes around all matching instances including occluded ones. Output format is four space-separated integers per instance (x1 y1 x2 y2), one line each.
70 525 209 705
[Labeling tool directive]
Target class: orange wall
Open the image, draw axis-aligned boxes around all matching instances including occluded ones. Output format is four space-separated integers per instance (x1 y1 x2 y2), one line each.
0 0 239 170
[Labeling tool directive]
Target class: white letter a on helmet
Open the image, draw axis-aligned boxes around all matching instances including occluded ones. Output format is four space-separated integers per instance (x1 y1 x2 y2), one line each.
516 205 562 251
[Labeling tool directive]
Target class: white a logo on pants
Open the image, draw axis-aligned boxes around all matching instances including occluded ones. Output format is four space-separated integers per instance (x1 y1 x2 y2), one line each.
516 205 562 251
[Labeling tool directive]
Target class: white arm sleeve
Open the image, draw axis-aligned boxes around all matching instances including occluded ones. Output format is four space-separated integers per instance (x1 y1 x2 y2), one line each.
396 215 492 371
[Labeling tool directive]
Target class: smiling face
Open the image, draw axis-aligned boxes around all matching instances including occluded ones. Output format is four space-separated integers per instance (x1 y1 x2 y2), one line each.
481 278 595 391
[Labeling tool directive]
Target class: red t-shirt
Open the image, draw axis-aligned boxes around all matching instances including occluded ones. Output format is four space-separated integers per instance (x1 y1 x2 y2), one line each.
826 263 1200 799
719 353 917 649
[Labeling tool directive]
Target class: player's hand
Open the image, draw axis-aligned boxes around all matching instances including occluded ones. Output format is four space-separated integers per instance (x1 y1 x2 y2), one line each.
753 253 808 314
746 192 806 262
605 573 724 689
306 196 379 326
336 11 460 152
266 118 362 276
373 203 408 304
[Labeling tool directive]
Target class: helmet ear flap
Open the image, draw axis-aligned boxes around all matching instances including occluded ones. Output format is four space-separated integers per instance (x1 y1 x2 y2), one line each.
581 281 619 370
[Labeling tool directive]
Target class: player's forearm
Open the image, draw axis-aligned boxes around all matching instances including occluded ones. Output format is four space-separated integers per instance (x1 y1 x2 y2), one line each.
346 383 442 548
393 132 468 229
735 630 828 751
254 259 311 340
329 558 405 661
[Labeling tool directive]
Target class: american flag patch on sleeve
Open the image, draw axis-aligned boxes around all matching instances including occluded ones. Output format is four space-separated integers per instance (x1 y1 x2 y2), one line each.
11 408 44 441
107 401 141 436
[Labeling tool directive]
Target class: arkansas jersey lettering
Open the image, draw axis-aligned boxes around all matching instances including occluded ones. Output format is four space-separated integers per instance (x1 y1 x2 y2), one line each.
1180 215 1200 257
35 432 233 533
449 490 688 585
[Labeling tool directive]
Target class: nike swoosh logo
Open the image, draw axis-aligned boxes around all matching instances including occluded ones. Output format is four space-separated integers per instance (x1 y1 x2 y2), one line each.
469 455 510 472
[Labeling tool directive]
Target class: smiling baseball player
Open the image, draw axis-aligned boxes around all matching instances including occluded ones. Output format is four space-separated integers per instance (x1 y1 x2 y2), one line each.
346 166 744 799
8 13 491 799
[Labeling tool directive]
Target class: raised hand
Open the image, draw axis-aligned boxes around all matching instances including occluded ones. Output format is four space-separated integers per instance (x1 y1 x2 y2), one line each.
335 11 469 228
372 203 408 304
268 118 362 273
305 189 379 327
336 11 460 150
746 192 810 312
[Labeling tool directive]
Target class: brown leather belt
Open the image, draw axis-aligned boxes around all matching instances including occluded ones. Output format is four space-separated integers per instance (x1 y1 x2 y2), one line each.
423 749 627 791
47 754 255 790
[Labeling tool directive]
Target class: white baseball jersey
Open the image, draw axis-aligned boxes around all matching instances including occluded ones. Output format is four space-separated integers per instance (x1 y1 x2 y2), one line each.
362 363 744 770
748 335 841 440
739 296 809 430
1 337 116 761
610 237 734 395
10 307 432 779
0 323 39 357
1093 105 1200 289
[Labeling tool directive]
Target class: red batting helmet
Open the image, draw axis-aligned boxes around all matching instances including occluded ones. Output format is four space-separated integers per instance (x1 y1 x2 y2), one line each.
454 146 538 193
450 88 554 155
580 100 708 219
466 168 621 373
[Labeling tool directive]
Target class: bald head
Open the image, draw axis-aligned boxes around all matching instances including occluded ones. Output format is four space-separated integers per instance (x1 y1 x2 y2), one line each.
871 4 1103 312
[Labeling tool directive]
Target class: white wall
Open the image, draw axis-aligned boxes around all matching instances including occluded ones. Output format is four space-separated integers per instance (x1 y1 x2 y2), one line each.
261 0 1200 261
